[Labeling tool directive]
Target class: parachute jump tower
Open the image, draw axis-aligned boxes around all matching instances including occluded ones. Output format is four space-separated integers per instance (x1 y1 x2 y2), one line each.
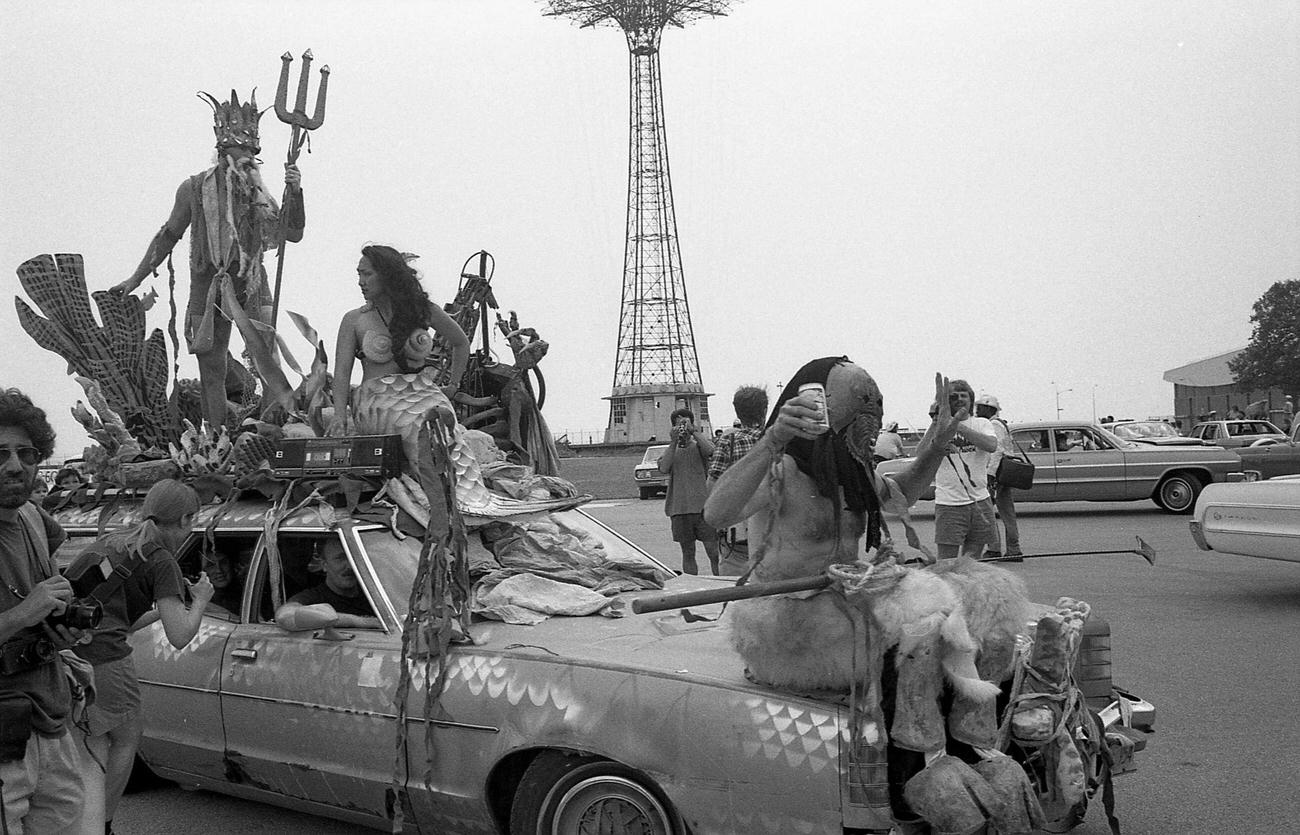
545 0 733 443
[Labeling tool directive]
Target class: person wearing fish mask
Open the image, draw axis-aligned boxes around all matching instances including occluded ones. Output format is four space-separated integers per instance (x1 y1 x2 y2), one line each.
705 356 966 576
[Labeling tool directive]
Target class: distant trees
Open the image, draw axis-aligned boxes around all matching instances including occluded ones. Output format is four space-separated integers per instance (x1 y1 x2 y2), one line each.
1229 279 1300 396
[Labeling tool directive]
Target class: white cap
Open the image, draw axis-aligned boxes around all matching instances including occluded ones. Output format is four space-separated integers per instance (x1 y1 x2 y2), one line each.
974 394 1000 410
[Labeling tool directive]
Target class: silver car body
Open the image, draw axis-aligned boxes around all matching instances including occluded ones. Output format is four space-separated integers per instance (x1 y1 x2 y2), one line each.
1189 475 1300 563
54 500 895 832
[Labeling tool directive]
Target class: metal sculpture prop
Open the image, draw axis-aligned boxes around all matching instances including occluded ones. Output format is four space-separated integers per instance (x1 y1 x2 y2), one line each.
270 49 329 327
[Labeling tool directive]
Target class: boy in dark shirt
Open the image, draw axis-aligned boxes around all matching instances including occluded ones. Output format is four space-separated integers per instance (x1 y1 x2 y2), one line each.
274 540 380 631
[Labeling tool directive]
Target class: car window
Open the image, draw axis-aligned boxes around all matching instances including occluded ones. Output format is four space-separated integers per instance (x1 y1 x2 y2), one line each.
1013 430 1049 452
1203 425 1218 439
174 532 260 622
251 532 378 625
641 445 668 464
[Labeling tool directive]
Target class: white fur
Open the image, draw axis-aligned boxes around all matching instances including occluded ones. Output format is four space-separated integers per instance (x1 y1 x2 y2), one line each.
731 559 1028 698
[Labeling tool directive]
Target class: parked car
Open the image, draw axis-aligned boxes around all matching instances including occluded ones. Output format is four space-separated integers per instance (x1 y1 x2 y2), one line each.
1188 419 1286 448
877 421 1251 513
53 493 1154 834
634 443 669 499
1231 419 1300 480
1103 420 1204 446
1189 475 1300 563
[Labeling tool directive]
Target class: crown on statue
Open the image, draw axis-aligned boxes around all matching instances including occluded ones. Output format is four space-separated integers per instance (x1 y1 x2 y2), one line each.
197 89 263 153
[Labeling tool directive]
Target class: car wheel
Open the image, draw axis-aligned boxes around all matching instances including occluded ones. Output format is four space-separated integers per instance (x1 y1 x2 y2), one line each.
510 751 684 835
1154 473 1202 514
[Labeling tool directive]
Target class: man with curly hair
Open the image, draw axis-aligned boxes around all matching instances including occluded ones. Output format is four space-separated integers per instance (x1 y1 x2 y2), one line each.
0 389 86 832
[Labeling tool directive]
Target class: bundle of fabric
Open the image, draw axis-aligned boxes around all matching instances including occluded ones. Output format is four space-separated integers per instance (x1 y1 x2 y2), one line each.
469 514 665 624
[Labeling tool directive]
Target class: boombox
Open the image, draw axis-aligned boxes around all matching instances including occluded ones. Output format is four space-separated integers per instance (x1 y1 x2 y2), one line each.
271 435 405 479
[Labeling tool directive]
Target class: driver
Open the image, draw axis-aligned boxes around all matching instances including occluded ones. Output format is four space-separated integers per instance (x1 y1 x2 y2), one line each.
274 541 380 632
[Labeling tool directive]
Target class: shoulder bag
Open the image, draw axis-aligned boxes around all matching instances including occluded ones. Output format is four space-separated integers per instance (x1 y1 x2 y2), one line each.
996 430 1036 490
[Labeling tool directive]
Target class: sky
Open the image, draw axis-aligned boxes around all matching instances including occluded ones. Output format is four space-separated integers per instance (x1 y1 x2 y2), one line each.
2 0 1297 460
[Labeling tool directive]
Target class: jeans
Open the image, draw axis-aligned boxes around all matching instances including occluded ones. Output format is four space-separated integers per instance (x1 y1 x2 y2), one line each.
986 477 1021 554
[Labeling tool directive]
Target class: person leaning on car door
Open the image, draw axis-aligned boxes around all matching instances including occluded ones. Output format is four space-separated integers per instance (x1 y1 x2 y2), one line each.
0 388 89 834
71 479 214 835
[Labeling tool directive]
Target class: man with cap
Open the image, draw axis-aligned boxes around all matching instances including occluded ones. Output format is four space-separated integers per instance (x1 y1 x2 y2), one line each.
873 421 906 462
975 394 1022 560
71 479 214 834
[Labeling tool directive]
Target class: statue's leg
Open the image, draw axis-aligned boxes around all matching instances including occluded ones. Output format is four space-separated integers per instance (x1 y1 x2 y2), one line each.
198 318 232 430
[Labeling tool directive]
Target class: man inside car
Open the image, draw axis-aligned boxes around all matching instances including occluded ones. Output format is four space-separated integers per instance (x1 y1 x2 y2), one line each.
274 541 381 632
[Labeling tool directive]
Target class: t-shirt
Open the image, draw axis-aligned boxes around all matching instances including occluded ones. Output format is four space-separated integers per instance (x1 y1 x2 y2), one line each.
934 416 995 506
986 419 1012 476
74 530 186 666
288 583 374 618
0 503 71 734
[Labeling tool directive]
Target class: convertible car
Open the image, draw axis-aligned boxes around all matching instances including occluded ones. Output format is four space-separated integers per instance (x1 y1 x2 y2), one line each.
879 420 1251 513
56 495 1153 834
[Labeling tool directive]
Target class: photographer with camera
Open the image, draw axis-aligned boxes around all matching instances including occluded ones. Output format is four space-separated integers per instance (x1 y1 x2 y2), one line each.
70 478 213 835
657 408 719 575
0 389 87 833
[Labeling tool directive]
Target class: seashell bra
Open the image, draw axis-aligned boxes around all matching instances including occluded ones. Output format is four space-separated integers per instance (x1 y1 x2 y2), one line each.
355 305 434 369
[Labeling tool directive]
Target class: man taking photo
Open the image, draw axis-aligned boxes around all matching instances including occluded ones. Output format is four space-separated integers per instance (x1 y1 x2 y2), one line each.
0 388 86 832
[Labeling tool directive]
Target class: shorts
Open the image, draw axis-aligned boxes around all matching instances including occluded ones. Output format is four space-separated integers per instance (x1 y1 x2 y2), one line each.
84 655 141 737
0 729 84 833
933 499 996 548
670 513 718 545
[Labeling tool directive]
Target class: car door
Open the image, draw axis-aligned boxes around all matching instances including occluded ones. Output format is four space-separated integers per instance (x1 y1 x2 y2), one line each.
218 526 398 824
1051 426 1127 501
130 528 256 783
1010 429 1055 500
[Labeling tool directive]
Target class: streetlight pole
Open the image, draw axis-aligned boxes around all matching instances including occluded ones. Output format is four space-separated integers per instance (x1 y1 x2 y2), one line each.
1052 381 1072 419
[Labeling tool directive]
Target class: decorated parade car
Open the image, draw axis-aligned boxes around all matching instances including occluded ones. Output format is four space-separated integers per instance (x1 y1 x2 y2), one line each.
50 487 1155 834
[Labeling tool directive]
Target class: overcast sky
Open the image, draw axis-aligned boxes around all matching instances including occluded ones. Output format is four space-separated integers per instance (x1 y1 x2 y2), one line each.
2 0 1297 460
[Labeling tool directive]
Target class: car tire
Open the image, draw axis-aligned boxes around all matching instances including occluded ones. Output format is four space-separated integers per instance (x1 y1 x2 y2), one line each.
509 751 684 835
1154 472 1203 514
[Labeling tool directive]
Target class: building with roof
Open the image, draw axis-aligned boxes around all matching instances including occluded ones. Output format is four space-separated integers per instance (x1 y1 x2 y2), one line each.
1162 348 1291 430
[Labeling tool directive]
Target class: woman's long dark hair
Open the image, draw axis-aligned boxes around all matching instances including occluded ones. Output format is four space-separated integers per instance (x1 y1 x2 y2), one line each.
362 245 432 372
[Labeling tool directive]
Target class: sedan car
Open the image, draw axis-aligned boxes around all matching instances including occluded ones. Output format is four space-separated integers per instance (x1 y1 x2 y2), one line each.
878 421 1251 513
634 443 669 499
1188 419 1287 448
1231 420 1300 480
1189 475 1300 563
1104 420 1204 446
56 492 1152 834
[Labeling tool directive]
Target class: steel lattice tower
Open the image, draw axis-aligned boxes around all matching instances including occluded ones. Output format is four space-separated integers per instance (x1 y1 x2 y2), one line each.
546 1 732 443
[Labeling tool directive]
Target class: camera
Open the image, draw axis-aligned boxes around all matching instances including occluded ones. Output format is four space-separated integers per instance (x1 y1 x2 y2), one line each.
0 632 56 676
46 598 103 631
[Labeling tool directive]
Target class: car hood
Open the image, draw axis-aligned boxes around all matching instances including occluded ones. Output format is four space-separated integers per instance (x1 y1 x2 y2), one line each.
467 574 754 691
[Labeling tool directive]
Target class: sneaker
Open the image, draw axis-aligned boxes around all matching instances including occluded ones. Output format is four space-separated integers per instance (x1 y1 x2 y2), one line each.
982 550 1002 560
1005 548 1024 562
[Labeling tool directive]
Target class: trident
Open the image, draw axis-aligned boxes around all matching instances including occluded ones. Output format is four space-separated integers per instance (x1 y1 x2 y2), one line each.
270 49 329 328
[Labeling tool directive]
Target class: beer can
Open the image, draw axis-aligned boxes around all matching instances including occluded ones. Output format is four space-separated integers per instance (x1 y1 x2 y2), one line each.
797 383 831 433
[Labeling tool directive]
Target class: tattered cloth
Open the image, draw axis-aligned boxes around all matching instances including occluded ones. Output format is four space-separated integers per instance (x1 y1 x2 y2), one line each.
469 514 665 625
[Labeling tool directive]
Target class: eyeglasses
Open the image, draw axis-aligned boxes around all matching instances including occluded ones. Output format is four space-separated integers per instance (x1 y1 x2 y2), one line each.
0 447 40 466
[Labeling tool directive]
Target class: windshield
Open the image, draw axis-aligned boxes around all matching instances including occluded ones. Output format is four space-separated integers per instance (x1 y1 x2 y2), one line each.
1114 422 1180 439
356 508 673 620
641 445 668 464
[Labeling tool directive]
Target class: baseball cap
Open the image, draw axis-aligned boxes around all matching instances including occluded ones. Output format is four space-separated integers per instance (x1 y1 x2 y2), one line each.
974 394 1000 410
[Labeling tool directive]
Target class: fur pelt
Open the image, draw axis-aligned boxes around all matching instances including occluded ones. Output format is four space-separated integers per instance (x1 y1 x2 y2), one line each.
730 558 1030 696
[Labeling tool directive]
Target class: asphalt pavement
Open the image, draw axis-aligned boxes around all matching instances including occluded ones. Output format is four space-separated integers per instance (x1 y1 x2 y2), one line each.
117 498 1300 834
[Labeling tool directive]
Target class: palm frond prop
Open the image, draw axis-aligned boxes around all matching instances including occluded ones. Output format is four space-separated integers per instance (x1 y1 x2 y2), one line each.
14 253 175 448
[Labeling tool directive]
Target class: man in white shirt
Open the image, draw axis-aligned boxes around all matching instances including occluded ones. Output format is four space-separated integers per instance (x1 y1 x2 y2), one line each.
931 380 999 560
976 394 1022 561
